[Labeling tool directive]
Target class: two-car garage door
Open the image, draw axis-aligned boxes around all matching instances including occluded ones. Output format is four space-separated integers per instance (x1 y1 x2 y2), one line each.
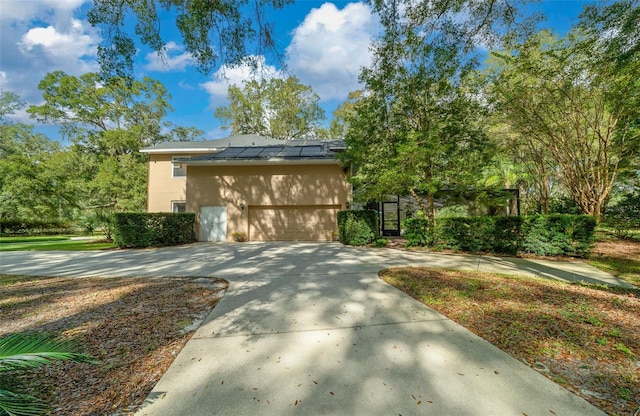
249 205 341 241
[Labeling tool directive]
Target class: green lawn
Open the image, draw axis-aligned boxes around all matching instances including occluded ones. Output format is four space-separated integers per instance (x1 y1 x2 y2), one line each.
0 239 115 251
0 235 72 243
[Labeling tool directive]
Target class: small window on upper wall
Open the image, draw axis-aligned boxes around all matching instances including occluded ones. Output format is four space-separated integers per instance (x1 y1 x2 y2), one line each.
172 201 187 213
172 157 188 178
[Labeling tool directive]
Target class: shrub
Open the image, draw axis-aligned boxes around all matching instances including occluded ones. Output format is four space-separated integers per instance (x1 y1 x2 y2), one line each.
521 214 596 257
373 238 389 248
437 214 595 257
402 217 430 247
113 213 196 248
438 217 496 252
604 193 640 238
337 210 377 246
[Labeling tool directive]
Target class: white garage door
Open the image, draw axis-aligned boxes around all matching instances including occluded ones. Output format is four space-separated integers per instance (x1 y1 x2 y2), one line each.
249 205 340 241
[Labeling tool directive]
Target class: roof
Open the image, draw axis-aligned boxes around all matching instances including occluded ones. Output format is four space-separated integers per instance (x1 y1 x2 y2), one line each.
185 141 345 166
140 134 345 154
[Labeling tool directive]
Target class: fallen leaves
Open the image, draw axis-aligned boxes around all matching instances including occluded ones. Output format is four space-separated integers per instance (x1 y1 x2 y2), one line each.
1 275 226 415
380 267 639 416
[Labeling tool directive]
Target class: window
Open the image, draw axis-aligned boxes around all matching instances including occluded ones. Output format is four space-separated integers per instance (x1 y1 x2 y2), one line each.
172 201 187 213
172 157 188 178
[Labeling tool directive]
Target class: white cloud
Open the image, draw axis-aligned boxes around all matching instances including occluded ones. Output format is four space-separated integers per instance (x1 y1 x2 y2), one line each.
0 2 99 104
0 0 86 24
144 41 195 72
199 56 283 108
286 2 379 101
20 19 98 69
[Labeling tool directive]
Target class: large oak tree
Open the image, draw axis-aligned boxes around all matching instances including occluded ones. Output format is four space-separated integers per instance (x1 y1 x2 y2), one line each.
214 76 326 140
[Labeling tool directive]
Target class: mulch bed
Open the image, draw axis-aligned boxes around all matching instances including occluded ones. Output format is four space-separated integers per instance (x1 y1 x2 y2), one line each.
1 275 227 415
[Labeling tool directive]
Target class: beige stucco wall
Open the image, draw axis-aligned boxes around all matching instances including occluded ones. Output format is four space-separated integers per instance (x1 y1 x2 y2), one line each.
147 153 209 212
186 163 350 241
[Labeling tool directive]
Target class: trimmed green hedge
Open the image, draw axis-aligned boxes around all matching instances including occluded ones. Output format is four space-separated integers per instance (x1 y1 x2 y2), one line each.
435 214 596 257
337 210 377 246
403 217 431 247
0 220 73 235
113 213 196 248
520 214 596 257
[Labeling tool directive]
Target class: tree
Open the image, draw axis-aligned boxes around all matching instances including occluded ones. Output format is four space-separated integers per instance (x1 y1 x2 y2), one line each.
28 72 177 212
487 5 640 221
214 76 326 140
327 91 361 140
87 0 293 78
342 0 526 236
0 91 75 222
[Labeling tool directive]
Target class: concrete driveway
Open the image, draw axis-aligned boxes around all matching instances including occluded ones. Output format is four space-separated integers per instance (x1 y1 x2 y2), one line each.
0 243 607 415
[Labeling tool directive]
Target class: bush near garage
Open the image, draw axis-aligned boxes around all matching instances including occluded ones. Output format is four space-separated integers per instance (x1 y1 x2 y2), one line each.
337 210 377 246
433 214 595 257
113 213 196 248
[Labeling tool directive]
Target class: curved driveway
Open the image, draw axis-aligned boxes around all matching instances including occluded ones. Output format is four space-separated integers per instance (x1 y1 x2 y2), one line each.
1 243 607 415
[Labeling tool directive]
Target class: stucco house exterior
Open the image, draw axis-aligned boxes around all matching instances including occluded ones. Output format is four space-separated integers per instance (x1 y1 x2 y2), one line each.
141 134 350 242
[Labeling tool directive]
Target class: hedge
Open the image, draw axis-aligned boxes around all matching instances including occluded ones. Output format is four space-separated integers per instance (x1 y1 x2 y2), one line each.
337 210 377 246
436 214 595 257
0 220 74 235
520 214 596 257
402 217 431 247
113 213 196 248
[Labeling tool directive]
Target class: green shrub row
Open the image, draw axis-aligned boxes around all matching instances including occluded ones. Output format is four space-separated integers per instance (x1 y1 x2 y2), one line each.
337 210 377 246
112 213 196 248
0 220 74 235
404 214 596 257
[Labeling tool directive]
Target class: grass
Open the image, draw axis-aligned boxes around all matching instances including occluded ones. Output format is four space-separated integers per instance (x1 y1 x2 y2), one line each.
380 267 639 416
0 235 73 243
0 239 115 251
588 231 640 287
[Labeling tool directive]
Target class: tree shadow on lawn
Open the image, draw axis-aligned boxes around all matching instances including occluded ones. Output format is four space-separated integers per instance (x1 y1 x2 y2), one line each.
380 267 640 415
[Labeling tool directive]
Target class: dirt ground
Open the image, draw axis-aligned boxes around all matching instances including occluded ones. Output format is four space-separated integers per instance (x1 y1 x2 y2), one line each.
0 275 227 415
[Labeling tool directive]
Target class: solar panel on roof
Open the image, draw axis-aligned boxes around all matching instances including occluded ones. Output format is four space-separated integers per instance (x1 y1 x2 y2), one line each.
237 147 263 158
216 147 245 158
281 147 303 157
260 146 286 158
300 146 325 157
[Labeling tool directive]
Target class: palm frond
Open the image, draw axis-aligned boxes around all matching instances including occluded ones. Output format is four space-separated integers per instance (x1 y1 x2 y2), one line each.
0 388 47 416
0 333 98 372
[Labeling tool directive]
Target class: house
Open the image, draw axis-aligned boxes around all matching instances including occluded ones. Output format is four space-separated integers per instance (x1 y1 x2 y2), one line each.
141 134 350 242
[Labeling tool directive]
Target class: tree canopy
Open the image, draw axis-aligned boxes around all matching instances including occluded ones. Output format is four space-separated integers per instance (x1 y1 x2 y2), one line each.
342 0 528 225
87 0 293 78
0 91 73 221
214 76 326 140
486 1 640 220
27 72 199 212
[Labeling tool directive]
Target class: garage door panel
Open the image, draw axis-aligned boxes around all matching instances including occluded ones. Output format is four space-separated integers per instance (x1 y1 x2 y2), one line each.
249 205 340 241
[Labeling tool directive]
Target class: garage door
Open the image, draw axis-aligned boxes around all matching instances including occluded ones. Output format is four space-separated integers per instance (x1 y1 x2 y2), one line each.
249 205 341 241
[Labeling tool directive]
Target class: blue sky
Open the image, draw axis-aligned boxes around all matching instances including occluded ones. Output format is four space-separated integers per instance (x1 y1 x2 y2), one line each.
0 0 594 143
